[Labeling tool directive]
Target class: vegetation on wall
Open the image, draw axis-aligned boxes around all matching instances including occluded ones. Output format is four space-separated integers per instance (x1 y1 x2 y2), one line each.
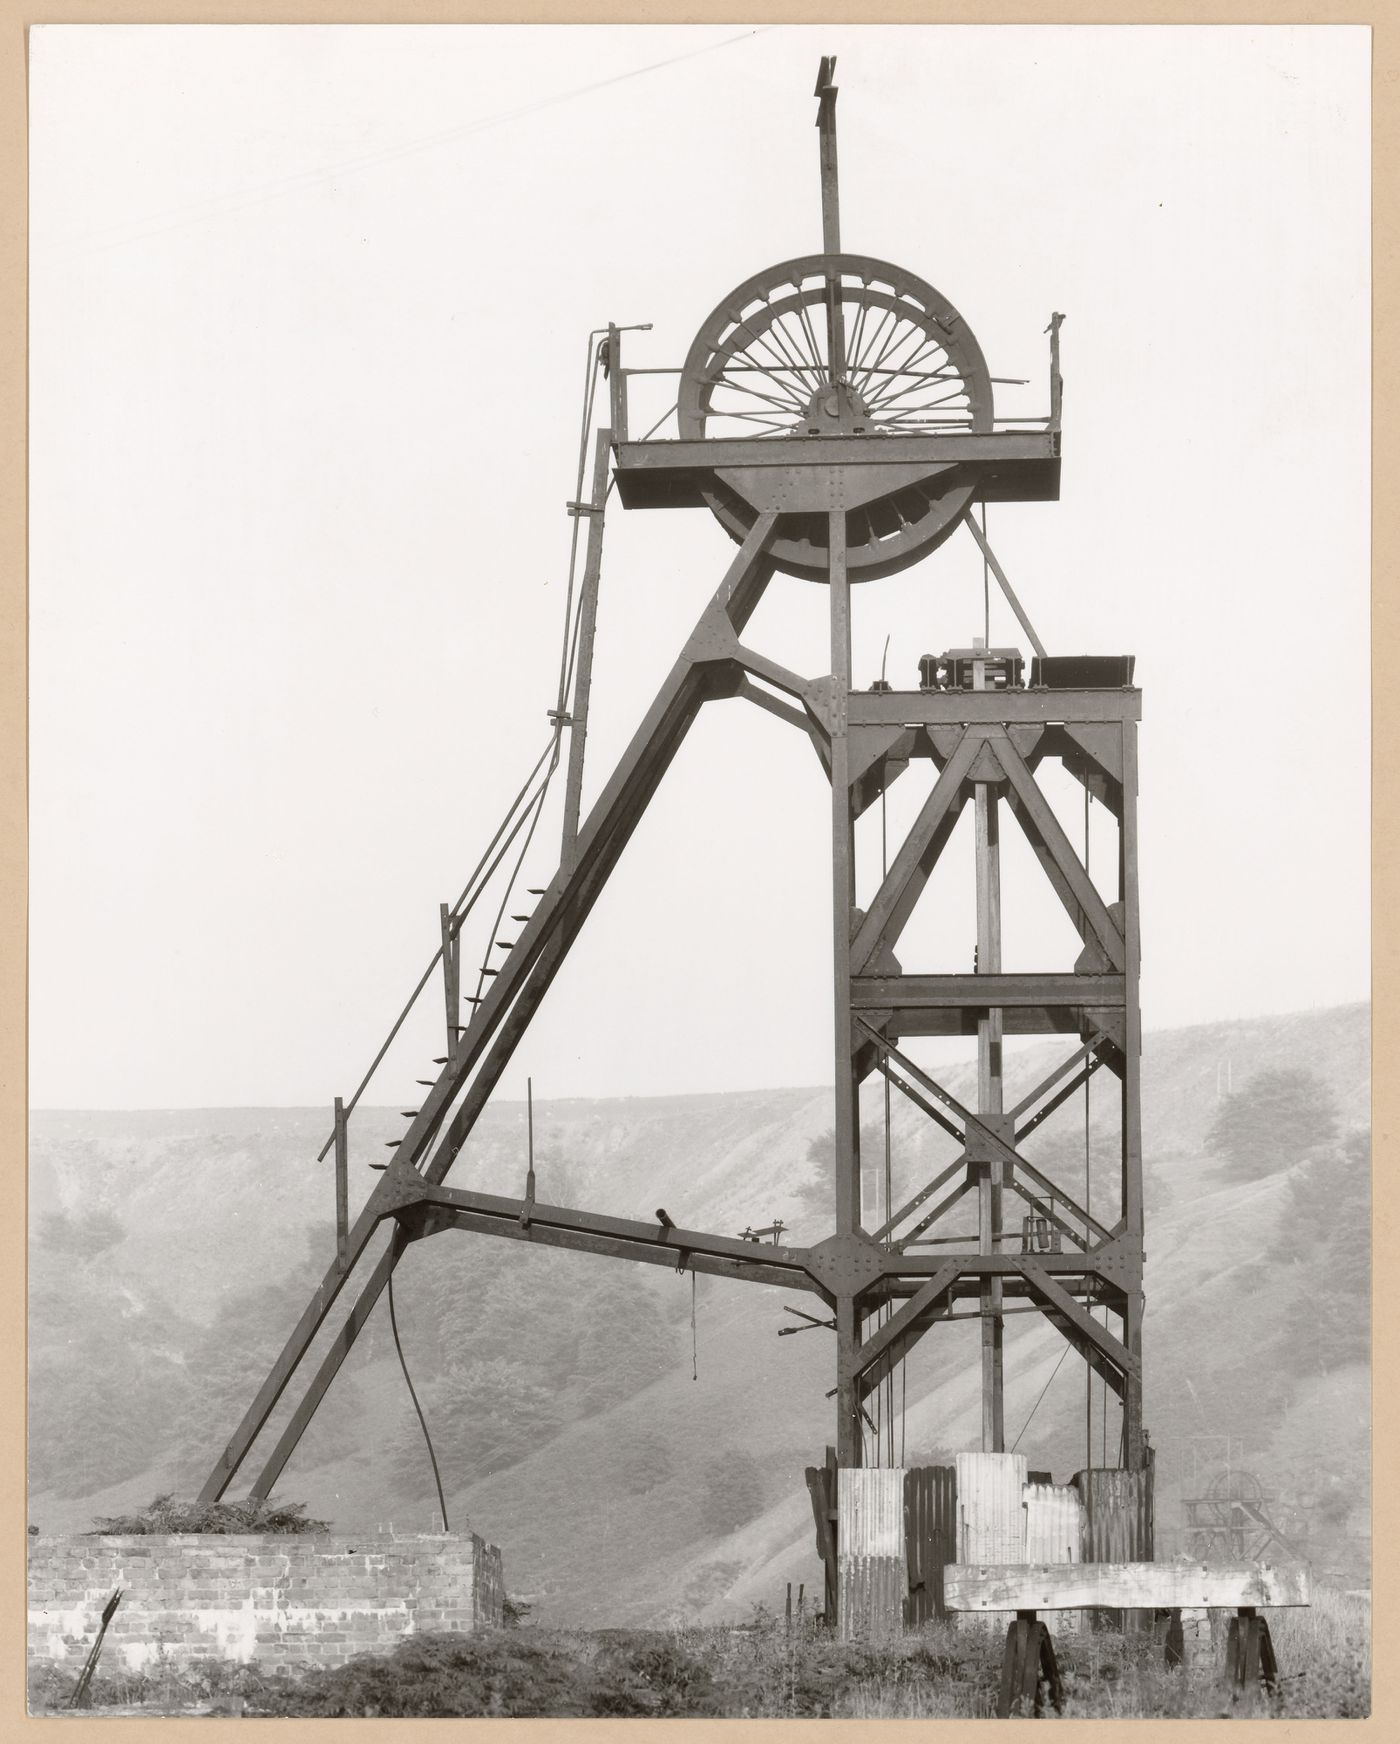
88 1494 329 1536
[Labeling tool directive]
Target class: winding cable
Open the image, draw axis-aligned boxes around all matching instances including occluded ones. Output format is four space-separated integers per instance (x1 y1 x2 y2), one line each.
387 1267 450 1532
1011 1343 1071 1455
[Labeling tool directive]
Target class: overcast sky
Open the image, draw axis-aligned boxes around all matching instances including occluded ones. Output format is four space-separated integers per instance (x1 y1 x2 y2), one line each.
28 22 1369 1111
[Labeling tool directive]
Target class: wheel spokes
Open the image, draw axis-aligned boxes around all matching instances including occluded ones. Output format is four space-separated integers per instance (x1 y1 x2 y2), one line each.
696 268 984 450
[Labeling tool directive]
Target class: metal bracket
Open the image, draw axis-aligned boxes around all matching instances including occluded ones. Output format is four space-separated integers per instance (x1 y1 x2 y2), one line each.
802 1231 886 1295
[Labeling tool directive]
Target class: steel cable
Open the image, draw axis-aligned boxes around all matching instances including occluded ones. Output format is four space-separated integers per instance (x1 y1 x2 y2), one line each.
387 1266 450 1532
1011 1343 1071 1454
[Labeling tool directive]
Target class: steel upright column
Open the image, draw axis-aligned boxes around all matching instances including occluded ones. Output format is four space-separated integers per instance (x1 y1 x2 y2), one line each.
974 691 1006 1451
1120 710 1147 1472
829 508 862 1467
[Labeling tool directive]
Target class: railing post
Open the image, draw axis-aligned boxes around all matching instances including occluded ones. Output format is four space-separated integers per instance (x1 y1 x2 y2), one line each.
1046 311 1065 432
440 902 460 1046
333 1096 348 1269
606 323 627 443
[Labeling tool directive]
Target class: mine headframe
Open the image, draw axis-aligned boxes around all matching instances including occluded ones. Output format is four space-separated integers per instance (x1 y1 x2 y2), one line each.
199 55 1145 1507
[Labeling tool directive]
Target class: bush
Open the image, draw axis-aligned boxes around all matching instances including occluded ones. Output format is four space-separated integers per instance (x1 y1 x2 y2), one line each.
1204 1069 1339 1183
89 1494 329 1535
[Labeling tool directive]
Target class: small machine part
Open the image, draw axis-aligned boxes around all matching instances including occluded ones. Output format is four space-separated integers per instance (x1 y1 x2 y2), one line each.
1020 1213 1062 1254
920 647 1025 691
1029 654 1136 689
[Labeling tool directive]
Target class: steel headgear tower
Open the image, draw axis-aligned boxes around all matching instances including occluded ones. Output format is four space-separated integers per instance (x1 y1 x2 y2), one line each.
201 58 1147 1523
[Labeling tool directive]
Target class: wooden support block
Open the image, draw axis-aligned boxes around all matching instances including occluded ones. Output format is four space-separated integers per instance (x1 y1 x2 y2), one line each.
996 1612 1063 1718
1226 1608 1278 1701
944 1562 1311 1613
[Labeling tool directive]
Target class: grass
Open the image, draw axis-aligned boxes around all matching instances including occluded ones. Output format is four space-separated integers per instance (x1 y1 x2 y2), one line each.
29 1588 1370 1719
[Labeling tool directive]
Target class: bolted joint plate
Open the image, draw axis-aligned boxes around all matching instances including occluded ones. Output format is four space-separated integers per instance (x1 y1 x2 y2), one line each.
963 1113 1016 1165
375 1165 433 1217
1085 1234 1143 1291
803 1231 887 1296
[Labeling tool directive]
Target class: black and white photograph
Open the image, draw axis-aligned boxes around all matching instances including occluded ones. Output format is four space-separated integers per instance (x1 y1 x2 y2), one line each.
23 19 1371 1720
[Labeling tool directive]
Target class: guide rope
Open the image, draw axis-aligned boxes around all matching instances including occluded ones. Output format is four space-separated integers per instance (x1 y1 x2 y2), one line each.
387 1266 450 1532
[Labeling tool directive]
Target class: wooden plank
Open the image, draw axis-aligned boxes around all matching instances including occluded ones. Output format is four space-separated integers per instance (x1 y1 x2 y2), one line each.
943 1562 1311 1613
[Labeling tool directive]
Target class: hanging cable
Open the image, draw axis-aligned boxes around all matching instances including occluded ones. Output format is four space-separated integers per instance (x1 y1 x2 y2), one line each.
876 638 899 1466
691 1270 698 1380
387 1268 450 1532
1011 1344 1071 1454
980 503 991 647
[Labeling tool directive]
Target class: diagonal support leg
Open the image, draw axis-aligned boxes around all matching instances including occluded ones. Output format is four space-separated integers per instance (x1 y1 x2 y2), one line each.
199 519 780 1505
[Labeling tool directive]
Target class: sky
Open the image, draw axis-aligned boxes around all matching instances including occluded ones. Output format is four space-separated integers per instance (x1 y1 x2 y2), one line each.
27 22 1370 1111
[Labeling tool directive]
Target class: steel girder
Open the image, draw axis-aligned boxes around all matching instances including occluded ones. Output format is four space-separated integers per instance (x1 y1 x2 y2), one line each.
199 498 1145 1508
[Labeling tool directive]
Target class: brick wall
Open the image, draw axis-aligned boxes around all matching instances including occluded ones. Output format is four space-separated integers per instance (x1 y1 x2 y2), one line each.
28 1531 504 1674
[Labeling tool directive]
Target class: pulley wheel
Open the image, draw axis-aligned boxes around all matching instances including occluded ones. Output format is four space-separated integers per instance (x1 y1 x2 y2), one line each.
678 254 993 582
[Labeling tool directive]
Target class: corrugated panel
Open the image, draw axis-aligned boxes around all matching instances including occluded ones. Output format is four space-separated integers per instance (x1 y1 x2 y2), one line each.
956 1452 1027 1563
1075 1467 1154 1631
904 1465 957 1625
1023 1482 1085 1564
837 1554 905 1642
1075 1468 1154 1562
838 1467 905 1559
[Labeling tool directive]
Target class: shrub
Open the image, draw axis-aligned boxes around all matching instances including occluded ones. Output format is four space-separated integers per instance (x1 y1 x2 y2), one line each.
89 1494 329 1535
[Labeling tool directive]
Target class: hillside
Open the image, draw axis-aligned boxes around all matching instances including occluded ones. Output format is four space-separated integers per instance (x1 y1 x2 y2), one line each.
28 1001 1370 1624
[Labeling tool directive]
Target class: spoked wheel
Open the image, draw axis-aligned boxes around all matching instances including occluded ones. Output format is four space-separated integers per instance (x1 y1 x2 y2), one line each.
1207 1470 1265 1505
678 253 994 581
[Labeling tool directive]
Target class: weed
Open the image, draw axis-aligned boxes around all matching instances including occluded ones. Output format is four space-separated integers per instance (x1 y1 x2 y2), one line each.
88 1493 329 1535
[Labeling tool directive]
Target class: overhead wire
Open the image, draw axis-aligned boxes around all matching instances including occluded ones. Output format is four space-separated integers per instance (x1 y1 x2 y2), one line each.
1011 1343 1071 1455
68 28 770 260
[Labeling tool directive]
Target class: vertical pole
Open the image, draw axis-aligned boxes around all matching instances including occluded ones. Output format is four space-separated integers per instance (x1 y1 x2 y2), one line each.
606 324 627 444
333 1096 348 1270
1046 312 1065 432
815 58 847 382
561 427 613 866
526 1077 536 1204
974 664 1004 1452
1120 714 1145 1470
829 507 861 1469
440 903 460 1046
